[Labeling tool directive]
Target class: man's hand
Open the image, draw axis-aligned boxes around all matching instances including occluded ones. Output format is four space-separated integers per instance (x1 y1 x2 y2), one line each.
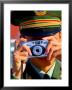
42 32 61 61
12 38 31 79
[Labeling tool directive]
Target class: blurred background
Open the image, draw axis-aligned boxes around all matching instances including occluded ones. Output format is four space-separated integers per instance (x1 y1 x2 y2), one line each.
10 25 20 68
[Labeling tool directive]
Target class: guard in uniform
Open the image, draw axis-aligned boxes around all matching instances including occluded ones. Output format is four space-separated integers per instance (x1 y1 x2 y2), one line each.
11 11 61 79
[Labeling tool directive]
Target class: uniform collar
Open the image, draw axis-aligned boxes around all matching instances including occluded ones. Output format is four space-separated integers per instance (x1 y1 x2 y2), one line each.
30 61 56 79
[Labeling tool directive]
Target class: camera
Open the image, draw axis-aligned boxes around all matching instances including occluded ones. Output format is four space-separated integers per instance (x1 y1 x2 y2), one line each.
20 40 48 58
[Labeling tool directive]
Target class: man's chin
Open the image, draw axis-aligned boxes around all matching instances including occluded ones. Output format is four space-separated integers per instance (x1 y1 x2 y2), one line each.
30 57 51 66
35 56 49 61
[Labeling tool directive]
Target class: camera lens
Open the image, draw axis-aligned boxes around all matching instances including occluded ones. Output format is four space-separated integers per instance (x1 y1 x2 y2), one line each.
31 45 43 56
36 49 39 52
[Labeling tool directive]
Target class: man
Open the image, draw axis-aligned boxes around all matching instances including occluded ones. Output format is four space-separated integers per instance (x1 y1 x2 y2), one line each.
11 11 61 79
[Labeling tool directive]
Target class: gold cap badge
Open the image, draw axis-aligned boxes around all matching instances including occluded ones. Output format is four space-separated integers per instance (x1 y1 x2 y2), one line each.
35 11 46 16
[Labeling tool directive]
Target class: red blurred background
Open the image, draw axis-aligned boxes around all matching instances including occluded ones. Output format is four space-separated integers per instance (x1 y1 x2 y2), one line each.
11 24 20 39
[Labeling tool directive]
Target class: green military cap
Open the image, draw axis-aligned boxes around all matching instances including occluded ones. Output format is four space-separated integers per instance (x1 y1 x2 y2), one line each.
11 11 61 37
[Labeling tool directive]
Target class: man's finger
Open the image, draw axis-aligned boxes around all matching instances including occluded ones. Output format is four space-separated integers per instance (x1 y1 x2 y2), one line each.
48 46 60 60
23 45 32 56
20 37 27 42
53 49 61 58
16 46 24 52
45 40 61 54
15 37 28 50
42 36 56 41
19 51 28 57
47 47 54 60
45 41 52 54
15 39 20 49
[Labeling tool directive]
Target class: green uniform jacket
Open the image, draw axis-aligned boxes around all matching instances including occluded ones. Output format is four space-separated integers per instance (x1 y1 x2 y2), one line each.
11 59 61 79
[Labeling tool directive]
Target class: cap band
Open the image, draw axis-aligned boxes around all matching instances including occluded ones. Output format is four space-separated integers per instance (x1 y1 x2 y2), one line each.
20 19 61 29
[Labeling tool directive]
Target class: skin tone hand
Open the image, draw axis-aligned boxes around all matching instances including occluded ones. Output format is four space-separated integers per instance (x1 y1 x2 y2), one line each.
42 32 61 61
13 37 32 79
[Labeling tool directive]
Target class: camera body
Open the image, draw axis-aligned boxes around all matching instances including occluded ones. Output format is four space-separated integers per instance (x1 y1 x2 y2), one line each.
20 40 48 58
